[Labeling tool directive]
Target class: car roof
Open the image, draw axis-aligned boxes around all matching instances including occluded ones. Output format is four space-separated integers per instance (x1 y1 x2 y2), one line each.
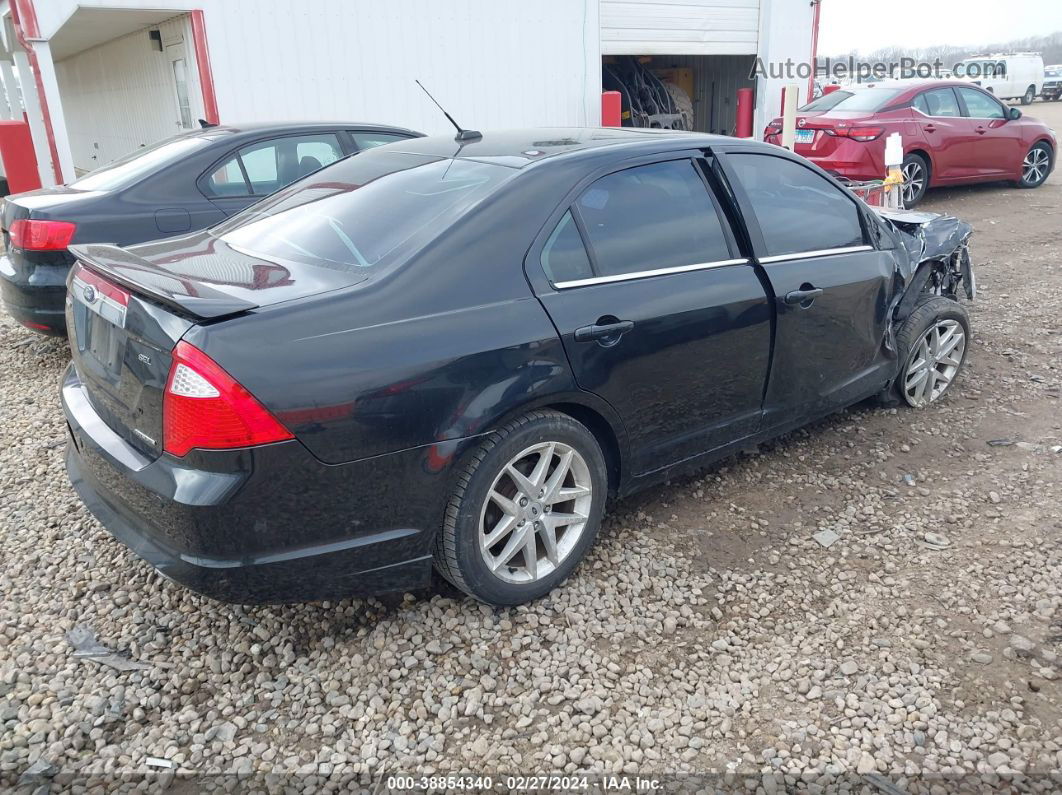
190 121 422 141
385 127 750 169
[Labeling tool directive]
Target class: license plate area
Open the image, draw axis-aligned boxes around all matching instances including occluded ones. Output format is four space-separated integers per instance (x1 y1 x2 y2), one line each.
70 264 131 376
795 129 816 144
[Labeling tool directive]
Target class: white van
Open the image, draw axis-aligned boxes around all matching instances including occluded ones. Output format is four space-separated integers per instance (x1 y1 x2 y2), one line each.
956 53 1044 104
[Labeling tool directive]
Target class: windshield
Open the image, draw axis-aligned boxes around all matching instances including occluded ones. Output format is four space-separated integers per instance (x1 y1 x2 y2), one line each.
1047 68 1062 77
799 88 905 113
216 152 512 273
71 136 210 191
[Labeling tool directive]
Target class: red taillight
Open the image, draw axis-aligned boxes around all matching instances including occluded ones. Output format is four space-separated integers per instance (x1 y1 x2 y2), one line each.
163 341 293 457
9 219 77 250
765 121 782 137
825 126 885 142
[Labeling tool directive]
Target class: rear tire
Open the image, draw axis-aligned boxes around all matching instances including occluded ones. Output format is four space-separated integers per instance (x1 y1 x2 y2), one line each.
433 410 608 606
1017 142 1052 188
893 297 970 408
1021 86 1036 105
901 153 929 207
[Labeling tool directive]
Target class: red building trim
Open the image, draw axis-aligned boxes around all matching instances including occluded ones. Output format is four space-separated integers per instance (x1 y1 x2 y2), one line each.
9 0 64 184
190 10 220 125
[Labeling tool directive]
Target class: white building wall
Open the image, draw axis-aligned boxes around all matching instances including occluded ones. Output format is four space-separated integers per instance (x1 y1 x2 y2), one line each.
601 0 760 55
199 0 600 135
54 14 201 172
755 0 815 137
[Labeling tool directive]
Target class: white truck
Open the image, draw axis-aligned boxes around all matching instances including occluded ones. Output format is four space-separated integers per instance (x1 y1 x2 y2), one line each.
956 53 1044 105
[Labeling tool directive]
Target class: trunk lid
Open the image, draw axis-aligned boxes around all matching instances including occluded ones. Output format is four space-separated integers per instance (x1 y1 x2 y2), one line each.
66 232 369 459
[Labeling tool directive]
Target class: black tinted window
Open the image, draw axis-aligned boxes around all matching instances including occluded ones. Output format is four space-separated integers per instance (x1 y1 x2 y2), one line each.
728 154 865 257
541 211 593 283
575 160 731 277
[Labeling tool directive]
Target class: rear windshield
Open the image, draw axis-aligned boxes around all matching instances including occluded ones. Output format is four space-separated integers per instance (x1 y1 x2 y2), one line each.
215 151 512 272
70 136 210 191
799 88 906 113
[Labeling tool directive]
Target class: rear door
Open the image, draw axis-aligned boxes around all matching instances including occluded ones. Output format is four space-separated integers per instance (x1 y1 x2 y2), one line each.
718 149 899 428
912 87 968 180
200 132 347 216
954 86 1022 177
528 154 772 475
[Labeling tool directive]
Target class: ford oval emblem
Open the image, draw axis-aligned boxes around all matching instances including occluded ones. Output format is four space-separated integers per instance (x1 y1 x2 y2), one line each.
83 285 97 303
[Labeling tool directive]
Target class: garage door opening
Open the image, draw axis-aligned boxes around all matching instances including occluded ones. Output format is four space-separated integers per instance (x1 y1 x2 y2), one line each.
602 55 756 136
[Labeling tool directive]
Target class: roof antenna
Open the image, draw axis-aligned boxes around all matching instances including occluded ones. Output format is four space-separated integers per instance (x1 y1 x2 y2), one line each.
415 80 482 142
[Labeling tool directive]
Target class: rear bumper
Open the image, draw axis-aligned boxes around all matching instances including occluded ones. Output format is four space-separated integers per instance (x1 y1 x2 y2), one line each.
0 253 69 335
61 364 445 603
764 134 889 182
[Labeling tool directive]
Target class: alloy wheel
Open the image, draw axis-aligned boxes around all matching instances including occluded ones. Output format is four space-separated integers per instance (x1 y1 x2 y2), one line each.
902 161 925 204
478 441 593 584
1023 147 1050 185
902 319 966 407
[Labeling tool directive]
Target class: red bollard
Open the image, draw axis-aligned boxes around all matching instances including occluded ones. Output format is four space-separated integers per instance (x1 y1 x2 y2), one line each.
735 88 754 138
0 120 41 193
601 91 622 127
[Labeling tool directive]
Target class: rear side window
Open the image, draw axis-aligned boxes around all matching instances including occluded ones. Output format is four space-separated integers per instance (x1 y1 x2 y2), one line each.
541 211 593 283
352 132 410 150
727 154 865 257
574 160 732 277
216 153 511 273
920 88 961 117
204 134 344 197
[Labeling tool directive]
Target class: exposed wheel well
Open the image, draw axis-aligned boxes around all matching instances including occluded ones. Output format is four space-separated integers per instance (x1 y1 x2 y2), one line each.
545 402 622 495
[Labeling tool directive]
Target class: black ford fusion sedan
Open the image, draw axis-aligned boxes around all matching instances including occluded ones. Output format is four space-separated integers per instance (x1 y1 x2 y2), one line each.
60 128 975 606
1 121 420 335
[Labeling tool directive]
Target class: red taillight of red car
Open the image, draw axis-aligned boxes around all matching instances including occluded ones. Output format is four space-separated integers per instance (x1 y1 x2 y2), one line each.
824 126 885 142
764 121 782 137
163 341 293 457
9 219 77 250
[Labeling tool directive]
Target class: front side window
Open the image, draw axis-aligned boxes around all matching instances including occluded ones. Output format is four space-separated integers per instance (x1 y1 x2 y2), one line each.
352 132 410 150
957 87 1005 119
920 88 961 118
727 154 865 257
574 160 732 277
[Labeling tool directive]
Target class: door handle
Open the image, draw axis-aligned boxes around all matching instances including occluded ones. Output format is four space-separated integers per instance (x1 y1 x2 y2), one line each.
975 126 987 134
924 124 936 133
574 319 634 344
783 287 823 306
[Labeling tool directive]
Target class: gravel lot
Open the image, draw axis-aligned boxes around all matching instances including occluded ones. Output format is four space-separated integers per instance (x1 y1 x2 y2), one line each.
2 102 1061 792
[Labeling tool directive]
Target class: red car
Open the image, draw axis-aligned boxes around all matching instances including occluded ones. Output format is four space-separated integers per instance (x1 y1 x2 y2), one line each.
764 80 1057 206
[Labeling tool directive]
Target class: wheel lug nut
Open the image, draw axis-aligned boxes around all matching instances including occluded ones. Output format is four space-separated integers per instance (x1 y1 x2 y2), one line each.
519 497 528 507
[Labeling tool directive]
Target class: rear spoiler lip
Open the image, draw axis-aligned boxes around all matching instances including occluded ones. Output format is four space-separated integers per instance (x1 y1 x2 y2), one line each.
68 243 259 320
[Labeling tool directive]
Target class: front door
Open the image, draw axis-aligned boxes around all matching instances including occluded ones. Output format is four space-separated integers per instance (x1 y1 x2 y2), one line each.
720 150 898 428
530 156 772 475
913 87 968 180
954 87 1023 177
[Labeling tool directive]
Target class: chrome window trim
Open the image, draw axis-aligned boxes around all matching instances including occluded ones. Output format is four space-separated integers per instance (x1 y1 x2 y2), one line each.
758 245 873 264
553 258 749 290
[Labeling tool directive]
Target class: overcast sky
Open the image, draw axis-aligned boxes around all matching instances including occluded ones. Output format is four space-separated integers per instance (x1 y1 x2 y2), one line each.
819 0 1062 55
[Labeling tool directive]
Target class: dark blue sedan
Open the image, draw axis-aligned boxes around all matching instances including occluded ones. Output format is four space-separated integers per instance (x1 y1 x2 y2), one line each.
1 121 421 334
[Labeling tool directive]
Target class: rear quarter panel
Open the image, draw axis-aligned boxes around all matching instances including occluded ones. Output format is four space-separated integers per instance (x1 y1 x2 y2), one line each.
184 168 611 466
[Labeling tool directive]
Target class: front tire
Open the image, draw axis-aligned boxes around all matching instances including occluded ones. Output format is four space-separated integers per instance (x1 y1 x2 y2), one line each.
433 410 608 605
893 297 970 408
1018 142 1052 188
901 153 929 207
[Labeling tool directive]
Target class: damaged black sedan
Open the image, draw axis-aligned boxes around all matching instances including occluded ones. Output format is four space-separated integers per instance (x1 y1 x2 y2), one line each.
60 128 974 606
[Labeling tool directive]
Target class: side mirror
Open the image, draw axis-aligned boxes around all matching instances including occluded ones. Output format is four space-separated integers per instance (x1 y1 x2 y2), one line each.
1009 107 1022 121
